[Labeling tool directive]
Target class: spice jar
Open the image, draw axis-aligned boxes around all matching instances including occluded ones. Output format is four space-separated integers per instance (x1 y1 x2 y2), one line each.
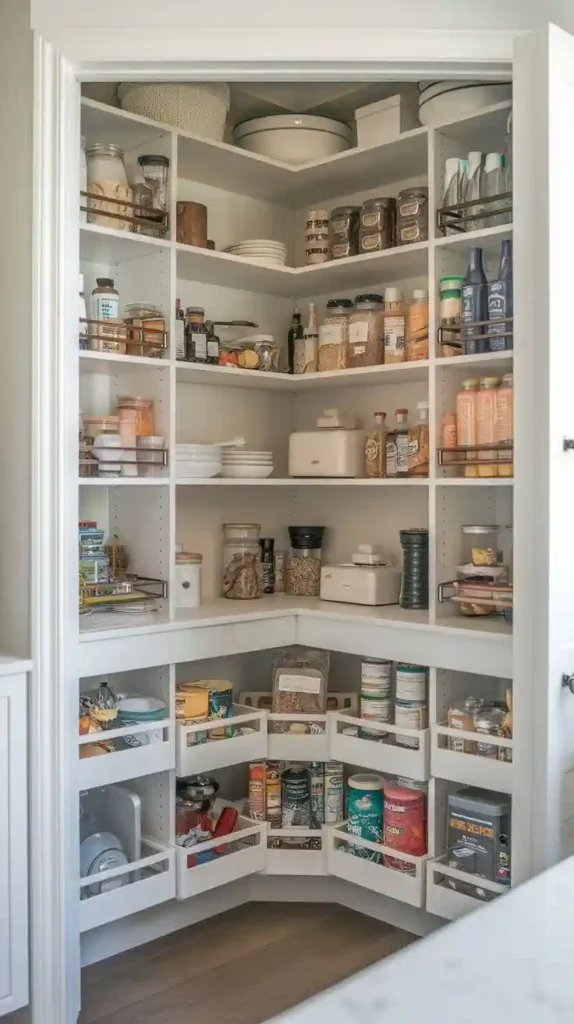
495 372 514 477
476 376 500 477
396 186 429 245
439 276 464 357
123 303 165 358
359 197 396 253
86 144 132 230
405 289 429 361
286 526 325 597
329 206 360 260
305 208 329 265
116 395 154 437
222 523 262 600
318 298 352 372
348 294 384 368
383 288 405 364
456 378 479 477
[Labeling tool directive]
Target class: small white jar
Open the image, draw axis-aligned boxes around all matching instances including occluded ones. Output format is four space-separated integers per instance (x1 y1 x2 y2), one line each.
175 551 202 609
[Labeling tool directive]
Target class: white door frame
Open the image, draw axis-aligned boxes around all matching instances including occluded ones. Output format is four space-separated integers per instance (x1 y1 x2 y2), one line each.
31 26 516 1024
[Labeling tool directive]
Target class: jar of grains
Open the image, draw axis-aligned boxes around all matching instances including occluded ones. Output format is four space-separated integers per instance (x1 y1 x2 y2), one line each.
359 196 396 253
86 144 132 231
286 525 325 597
318 298 353 371
396 186 429 245
348 294 384 368
222 523 262 600
328 206 360 260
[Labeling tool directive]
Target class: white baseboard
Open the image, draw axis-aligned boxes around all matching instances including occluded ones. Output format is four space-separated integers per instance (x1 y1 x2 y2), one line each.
336 879 442 937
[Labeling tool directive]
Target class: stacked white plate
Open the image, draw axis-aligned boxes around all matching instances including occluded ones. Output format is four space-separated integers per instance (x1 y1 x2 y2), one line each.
224 239 288 267
221 449 274 479
176 443 221 479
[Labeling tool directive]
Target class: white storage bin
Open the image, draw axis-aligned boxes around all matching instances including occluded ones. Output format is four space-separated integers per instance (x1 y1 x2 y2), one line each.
327 822 427 907
355 94 419 148
431 724 513 794
78 718 174 790
331 713 430 781
265 825 328 876
267 712 330 761
176 705 267 776
80 839 175 932
426 855 507 920
176 815 265 900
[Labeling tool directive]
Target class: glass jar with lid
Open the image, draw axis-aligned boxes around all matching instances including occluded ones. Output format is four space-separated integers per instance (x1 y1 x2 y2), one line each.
137 155 170 214
457 525 507 617
222 523 262 600
286 526 325 597
116 395 155 436
460 525 502 569
86 144 132 231
348 294 384 368
318 298 353 372
123 303 166 358
185 307 208 363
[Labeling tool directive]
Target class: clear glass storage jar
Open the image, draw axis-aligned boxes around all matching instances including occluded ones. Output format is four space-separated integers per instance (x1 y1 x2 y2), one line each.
116 395 155 437
138 155 170 215
86 144 132 230
222 523 262 600
285 526 325 597
318 298 353 372
348 294 384 368
460 525 501 570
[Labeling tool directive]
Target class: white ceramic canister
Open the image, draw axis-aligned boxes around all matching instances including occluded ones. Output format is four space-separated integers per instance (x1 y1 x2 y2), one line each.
175 552 202 609
305 208 329 265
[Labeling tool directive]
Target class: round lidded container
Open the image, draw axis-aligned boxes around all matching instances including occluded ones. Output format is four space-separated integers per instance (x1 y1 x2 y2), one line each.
396 186 429 245
318 298 353 372
116 395 154 437
286 525 325 597
222 523 262 600
359 196 396 252
347 773 385 849
447 696 485 753
348 294 384 368
399 528 429 610
174 550 202 610
360 660 392 738
460 524 501 569
474 706 507 759
383 783 427 870
86 143 132 230
328 205 360 260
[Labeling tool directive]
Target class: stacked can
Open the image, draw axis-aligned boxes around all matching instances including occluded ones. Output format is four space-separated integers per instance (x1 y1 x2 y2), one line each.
399 528 429 610
360 658 392 739
394 663 428 748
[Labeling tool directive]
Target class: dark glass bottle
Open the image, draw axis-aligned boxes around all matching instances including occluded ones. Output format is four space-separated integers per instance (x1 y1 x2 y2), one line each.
205 322 220 365
259 538 275 594
185 307 207 363
288 308 303 374
488 238 513 352
175 298 186 360
462 246 488 355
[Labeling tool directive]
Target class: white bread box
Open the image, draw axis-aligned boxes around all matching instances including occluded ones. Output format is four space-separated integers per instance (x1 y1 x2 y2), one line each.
320 563 401 606
289 409 365 478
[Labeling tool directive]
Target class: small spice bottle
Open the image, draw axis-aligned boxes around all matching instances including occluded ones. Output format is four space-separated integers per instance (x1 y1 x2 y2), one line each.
383 288 405 364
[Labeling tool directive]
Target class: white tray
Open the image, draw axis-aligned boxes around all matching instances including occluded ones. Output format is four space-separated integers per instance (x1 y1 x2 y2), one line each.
176 814 265 899
426 855 508 920
176 704 266 776
265 825 328 876
79 838 175 932
327 821 428 907
331 713 430 781
78 718 174 789
431 723 513 793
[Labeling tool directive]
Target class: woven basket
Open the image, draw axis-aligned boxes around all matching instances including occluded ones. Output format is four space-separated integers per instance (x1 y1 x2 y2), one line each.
118 83 230 140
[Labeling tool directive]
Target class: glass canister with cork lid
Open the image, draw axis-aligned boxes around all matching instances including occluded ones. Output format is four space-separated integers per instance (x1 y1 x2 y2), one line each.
86 144 132 230
318 298 353 372
348 294 384 368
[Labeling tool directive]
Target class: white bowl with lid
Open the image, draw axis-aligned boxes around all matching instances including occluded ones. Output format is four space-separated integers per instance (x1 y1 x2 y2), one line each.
232 114 353 165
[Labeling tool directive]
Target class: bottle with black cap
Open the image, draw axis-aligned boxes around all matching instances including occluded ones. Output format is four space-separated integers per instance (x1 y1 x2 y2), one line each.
259 538 275 594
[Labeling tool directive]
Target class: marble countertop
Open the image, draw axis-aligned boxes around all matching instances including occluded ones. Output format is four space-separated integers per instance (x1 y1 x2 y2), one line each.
271 858 574 1022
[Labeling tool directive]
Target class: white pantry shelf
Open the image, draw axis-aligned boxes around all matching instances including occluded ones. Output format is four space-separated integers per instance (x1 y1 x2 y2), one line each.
80 223 171 263
436 478 513 487
176 359 430 389
79 477 168 486
80 351 171 372
437 351 513 371
175 477 429 487
434 223 512 255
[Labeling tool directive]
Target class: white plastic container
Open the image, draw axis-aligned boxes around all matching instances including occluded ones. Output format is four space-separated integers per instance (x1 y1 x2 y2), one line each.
355 94 419 148
174 553 202 609
320 564 401 605
289 426 365 478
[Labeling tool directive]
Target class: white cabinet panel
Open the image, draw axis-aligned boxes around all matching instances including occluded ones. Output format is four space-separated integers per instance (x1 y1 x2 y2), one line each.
0 672 28 1016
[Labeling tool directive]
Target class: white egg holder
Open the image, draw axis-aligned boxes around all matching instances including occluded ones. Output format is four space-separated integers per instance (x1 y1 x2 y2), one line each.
431 723 513 794
175 814 265 899
79 837 175 932
330 713 430 782
176 704 266 776
326 822 428 907
78 717 174 790
265 824 328 876
426 855 508 921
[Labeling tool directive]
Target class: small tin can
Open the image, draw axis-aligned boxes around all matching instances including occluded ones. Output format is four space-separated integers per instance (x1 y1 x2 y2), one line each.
324 761 344 823
474 707 506 759
383 783 427 872
265 761 282 825
282 766 311 829
309 762 325 828
248 761 266 821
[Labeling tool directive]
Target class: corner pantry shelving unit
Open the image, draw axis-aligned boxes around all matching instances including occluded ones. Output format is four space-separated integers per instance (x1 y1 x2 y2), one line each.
77 93 520 961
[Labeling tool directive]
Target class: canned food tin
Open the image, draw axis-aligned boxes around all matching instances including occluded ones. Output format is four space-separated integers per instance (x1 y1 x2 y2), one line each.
324 761 344 823
361 658 392 691
396 663 427 701
265 761 282 825
282 766 311 828
347 773 385 855
249 762 266 821
474 707 506 758
383 783 426 872
309 762 325 828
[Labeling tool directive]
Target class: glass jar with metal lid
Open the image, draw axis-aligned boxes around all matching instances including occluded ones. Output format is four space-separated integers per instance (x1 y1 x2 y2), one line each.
86 143 132 230
397 186 429 245
222 523 262 600
359 196 396 253
137 155 170 215
328 205 360 260
348 294 384 368
318 298 353 372
460 525 502 570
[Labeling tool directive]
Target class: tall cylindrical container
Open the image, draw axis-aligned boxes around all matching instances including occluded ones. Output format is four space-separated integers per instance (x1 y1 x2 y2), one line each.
324 761 344 824
347 773 385 861
456 378 479 478
383 783 427 872
309 763 325 828
399 529 429 610
222 523 262 600
495 372 514 477
476 376 500 478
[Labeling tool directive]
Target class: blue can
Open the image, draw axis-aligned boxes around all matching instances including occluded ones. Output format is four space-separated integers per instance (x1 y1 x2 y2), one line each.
347 773 385 861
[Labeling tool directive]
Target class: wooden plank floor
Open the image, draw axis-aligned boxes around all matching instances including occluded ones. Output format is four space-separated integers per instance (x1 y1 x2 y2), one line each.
79 902 415 1023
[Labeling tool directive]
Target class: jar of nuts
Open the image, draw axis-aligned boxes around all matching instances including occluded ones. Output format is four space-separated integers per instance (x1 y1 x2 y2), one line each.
222 523 262 600
286 525 325 597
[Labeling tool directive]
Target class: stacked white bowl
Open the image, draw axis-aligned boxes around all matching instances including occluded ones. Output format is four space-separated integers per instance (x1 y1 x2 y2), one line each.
176 443 221 479
224 239 287 267
221 449 274 479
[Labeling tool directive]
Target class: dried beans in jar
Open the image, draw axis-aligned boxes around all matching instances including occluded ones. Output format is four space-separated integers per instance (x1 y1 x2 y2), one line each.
328 206 360 260
348 294 384 368
318 298 353 372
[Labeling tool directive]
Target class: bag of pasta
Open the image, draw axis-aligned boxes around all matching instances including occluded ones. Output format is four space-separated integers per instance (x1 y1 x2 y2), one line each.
270 647 329 734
